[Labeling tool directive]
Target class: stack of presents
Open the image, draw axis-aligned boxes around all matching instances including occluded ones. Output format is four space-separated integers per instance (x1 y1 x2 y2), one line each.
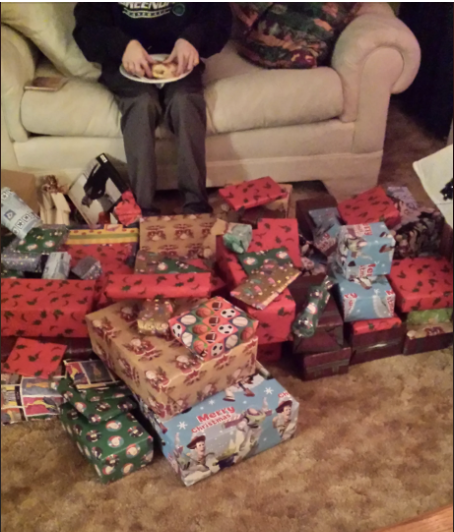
1 162 453 487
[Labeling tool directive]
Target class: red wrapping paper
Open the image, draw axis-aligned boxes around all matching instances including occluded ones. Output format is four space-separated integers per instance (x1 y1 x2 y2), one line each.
338 187 402 229
104 273 212 300
257 343 283 363
1 279 96 338
64 243 135 276
2 338 66 378
113 191 142 226
216 238 248 289
219 177 287 212
389 257 454 313
251 219 302 269
352 316 403 335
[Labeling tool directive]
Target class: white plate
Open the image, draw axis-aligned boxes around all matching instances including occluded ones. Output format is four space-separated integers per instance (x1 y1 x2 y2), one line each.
120 54 192 84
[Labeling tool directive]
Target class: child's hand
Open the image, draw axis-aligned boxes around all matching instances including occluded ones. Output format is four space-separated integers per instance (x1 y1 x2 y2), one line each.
123 40 154 78
165 39 200 77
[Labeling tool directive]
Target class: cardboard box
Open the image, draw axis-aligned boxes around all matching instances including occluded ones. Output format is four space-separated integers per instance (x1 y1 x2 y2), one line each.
389 257 454 313
348 316 405 349
1 170 39 213
404 322 453 355
86 301 258 421
297 347 352 381
350 340 404 365
1 279 97 338
140 369 299 487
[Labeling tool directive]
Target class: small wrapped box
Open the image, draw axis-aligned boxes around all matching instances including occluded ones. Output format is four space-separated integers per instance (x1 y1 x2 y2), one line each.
223 224 253 254
140 368 299 487
338 186 402 229
239 184 293 227
1 250 44 273
296 196 338 241
406 308 453 326
348 316 405 349
238 247 294 276
64 359 121 390
219 177 287 212
4 225 68 255
350 340 404 366
86 301 258 421
404 322 453 356
297 347 352 381
42 252 72 280
1 187 42 239
1 373 64 425
137 298 175 338
313 217 342 257
72 256 103 281
1 279 96 338
389 257 453 313
60 403 154 484
336 223 396 278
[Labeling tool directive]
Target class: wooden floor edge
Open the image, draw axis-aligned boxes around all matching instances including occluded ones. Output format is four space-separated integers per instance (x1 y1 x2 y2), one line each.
374 505 453 532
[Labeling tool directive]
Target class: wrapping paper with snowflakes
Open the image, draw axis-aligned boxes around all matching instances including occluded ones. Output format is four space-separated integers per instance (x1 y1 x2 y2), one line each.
238 247 294 276
336 223 396 279
389 257 453 313
333 273 396 323
218 177 287 212
60 403 154 484
139 369 299 487
86 301 258 421
2 338 66 378
104 273 212 300
1 279 97 338
350 316 405 349
1 187 42 239
298 347 352 381
134 251 208 275
404 322 453 355
231 264 301 311
66 226 139 246
140 214 216 258
169 297 258 360
338 187 402 229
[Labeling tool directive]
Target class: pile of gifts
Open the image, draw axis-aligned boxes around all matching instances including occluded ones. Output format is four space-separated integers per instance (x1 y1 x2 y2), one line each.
1 174 453 487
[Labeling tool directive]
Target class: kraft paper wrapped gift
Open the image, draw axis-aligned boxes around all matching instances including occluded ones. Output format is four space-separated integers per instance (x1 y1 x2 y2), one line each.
1 187 42 239
404 322 453 356
406 308 453 326
140 368 299 487
1 372 64 425
338 186 402 229
336 223 396 279
60 402 154 484
348 316 405 349
350 340 404 366
42 252 71 280
140 214 216 258
86 301 258 421
296 196 338 241
219 177 287 212
1 279 96 338
389 257 454 313
296 346 352 381
134 251 208 275
72 256 103 281
201 218 229 260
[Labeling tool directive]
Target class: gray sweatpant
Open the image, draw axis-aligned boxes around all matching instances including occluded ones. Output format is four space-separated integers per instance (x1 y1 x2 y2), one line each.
102 66 209 211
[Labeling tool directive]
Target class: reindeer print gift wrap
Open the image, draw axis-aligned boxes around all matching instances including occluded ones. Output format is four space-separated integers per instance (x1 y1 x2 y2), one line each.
86 301 258 421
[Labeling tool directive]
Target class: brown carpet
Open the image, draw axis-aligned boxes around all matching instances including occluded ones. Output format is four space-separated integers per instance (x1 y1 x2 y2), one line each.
2 102 453 532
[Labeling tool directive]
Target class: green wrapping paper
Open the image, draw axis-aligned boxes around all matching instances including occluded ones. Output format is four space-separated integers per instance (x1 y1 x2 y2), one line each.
407 308 453 326
292 278 334 339
223 224 253 254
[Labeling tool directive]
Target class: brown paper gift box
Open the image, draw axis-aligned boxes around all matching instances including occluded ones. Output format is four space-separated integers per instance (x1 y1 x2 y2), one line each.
86 301 258 421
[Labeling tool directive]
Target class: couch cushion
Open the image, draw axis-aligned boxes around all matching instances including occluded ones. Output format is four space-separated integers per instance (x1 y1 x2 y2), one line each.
21 42 343 138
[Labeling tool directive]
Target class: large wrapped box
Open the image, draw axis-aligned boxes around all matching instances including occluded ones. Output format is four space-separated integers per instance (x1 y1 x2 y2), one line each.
404 322 453 355
140 368 299 487
1 337 94 362
60 403 154 484
65 226 139 246
139 214 216 258
86 301 258 421
389 257 453 313
64 242 136 276
296 347 352 381
1 279 96 337
348 316 405 349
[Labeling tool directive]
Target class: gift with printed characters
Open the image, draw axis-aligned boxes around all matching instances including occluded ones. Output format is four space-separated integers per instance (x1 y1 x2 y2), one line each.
238 247 294 276
389 257 453 313
219 177 287 212
297 346 352 381
140 368 299 487
348 316 405 349
86 301 258 421
64 359 120 390
60 403 154 484
169 297 258 360
1 279 97 338
404 322 453 356
336 223 396 279
313 217 343 257
296 196 338 241
134 251 208 275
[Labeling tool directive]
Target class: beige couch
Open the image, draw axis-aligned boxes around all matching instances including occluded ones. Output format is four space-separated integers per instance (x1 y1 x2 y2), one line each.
1 3 420 198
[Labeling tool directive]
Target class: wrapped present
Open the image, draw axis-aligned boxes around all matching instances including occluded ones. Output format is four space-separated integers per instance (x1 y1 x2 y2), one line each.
334 274 396 322
404 322 453 356
104 272 212 300
137 298 175 338
336 223 396 278
72 256 103 281
309 207 341 227
387 186 419 212
140 214 216 258
210 274 229 298
64 359 120 390
406 308 453 326
389 257 454 313
216 239 248 289
338 187 402 229
223 224 253 255
1 187 42 239
86 301 258 421
169 297 258 360
253 219 302 269
348 316 405 349
42 252 71 280
2 338 66 378
209 196 240 224
1 250 44 273
134 251 207 275
0 266 23 279
113 191 142 226
202 219 229 260
1 279 96 338
313 217 342 257
296 196 338 241
219 177 287 212
239 184 293 227
1 373 64 425
4 225 68 255
1 337 94 362
231 263 301 311
297 346 352 380
64 243 136 277
238 247 294 276
257 343 283 363
350 340 404 366
40 175 70 226
292 278 333 339
66 226 139 246
60 403 154 484
140 368 299 487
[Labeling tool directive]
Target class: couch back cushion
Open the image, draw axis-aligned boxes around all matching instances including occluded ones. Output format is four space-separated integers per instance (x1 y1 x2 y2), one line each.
1 2 100 79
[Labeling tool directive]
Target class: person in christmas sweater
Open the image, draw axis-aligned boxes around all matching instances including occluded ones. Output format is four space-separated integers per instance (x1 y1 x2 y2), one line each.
74 3 232 215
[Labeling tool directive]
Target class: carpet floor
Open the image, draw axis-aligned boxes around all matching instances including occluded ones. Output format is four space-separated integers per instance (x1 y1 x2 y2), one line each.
2 102 453 532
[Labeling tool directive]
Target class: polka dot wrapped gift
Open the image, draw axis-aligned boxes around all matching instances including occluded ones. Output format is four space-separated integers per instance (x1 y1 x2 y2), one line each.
169 297 258 361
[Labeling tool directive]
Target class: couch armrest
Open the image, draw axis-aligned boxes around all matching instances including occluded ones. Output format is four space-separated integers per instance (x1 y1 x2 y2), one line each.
1 24 37 142
332 9 421 123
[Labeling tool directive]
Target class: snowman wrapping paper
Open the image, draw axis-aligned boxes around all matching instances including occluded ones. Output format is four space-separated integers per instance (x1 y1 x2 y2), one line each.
140 369 299 487
86 301 258 421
